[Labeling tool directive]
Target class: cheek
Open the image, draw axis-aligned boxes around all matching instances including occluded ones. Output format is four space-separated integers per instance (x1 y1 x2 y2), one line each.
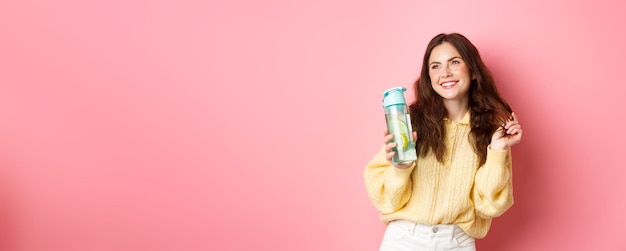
429 72 438 81
457 67 472 78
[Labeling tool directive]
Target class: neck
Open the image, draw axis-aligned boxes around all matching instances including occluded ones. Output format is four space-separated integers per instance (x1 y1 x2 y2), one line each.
443 100 469 122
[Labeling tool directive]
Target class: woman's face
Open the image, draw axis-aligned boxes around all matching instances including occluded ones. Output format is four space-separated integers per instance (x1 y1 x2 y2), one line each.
428 42 474 103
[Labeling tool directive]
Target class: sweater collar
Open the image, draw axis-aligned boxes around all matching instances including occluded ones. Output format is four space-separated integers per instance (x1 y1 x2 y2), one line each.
443 110 471 125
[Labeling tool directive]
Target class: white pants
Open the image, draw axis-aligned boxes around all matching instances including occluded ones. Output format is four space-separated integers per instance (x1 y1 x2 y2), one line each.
379 220 476 251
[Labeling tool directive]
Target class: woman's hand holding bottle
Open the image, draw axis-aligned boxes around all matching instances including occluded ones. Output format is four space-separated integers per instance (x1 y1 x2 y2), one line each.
384 129 418 169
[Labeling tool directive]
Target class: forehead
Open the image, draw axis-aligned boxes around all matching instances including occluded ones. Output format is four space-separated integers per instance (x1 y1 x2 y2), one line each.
428 42 461 63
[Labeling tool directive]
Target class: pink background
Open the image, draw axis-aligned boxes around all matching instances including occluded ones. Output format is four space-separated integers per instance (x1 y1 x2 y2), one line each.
1 0 625 250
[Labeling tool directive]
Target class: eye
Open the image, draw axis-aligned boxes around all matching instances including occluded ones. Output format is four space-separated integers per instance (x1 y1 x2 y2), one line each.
451 60 461 65
430 64 439 70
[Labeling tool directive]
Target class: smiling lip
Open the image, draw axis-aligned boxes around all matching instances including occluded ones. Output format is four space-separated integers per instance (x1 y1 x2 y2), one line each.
440 81 458 89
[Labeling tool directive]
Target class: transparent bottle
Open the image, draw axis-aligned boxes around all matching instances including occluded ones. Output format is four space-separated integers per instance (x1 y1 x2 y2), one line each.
383 86 417 164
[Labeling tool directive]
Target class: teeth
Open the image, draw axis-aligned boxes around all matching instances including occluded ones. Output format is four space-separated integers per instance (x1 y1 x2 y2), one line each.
442 82 455 87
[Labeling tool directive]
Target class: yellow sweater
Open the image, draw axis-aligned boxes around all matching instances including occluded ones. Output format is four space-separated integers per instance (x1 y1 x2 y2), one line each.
364 111 513 239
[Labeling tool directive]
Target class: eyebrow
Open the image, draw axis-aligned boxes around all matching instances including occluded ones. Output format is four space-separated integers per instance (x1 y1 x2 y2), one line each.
429 56 462 66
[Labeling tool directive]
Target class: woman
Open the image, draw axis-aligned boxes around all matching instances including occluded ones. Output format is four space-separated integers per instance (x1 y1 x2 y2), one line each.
364 33 522 250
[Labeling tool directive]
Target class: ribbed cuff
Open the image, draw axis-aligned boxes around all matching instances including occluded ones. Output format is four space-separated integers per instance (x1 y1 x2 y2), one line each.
485 145 508 167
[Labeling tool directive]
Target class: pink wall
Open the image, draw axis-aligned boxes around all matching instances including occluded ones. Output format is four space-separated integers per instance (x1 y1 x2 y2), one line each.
1 0 625 250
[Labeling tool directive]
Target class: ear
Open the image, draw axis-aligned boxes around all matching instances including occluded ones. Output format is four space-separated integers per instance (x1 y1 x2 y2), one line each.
471 72 477 80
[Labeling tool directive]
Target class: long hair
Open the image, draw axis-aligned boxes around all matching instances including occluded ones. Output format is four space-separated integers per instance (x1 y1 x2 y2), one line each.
409 33 512 166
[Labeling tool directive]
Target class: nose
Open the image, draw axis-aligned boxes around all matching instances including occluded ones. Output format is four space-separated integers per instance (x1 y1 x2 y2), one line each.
441 66 452 78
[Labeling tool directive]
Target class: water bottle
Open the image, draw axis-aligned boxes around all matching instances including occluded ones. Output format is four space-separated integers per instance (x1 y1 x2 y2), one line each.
383 86 417 164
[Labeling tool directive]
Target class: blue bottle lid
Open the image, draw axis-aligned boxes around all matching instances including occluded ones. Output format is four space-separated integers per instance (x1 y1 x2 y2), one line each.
382 86 408 108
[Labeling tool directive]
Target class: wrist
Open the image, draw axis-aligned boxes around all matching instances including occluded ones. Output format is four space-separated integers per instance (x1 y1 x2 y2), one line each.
489 144 509 152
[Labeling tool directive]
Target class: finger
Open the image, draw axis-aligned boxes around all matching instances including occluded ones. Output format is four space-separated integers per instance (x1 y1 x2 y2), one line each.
385 142 397 153
507 127 517 135
504 119 520 132
384 133 394 144
512 112 519 122
508 128 520 135
507 124 521 134
386 151 396 161
384 129 389 136
506 130 523 145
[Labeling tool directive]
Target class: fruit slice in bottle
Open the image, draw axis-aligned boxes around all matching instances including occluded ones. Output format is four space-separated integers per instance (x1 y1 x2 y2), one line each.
394 119 409 150
395 132 408 150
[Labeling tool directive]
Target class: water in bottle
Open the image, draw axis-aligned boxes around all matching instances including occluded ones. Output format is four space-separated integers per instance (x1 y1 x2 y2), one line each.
383 86 417 164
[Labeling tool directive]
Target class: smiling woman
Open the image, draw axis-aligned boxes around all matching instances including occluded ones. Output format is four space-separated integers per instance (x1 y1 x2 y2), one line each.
364 33 522 251
428 43 473 108
2 0 625 250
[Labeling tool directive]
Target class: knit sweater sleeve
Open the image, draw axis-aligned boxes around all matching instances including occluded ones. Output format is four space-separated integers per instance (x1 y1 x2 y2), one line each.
472 146 514 218
364 145 415 214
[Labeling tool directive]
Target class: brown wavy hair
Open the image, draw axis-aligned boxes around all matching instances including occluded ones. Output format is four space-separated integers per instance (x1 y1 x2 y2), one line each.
409 33 512 166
